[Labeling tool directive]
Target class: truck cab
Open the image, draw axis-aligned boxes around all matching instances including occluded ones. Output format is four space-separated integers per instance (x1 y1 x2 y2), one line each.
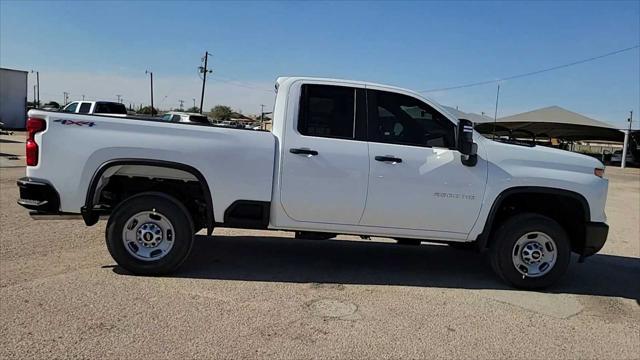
62 101 128 117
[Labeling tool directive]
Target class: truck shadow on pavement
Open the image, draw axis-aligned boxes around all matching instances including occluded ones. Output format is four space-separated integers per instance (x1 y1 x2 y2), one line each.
116 235 640 300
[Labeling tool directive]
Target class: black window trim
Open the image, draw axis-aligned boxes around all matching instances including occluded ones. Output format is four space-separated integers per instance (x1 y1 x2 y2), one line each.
365 88 457 150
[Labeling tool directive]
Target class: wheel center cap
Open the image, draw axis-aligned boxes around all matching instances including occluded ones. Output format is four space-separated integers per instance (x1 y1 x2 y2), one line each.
137 223 163 247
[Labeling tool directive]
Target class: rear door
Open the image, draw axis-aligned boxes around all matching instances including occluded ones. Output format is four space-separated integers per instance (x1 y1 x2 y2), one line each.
279 82 369 225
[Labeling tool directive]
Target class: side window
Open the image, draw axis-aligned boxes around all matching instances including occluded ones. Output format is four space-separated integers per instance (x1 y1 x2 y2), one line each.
63 102 78 113
188 115 210 124
298 84 355 139
368 90 455 148
171 115 181 122
78 102 92 114
94 102 127 114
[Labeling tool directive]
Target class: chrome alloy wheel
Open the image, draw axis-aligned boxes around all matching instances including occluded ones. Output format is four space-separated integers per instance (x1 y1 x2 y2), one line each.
122 210 175 261
512 231 557 278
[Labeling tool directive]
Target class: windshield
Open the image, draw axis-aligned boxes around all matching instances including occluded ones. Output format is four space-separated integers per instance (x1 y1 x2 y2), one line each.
62 102 78 113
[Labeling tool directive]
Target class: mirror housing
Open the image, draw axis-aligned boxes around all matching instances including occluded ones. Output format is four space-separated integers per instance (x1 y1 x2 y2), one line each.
457 119 477 166
457 119 474 155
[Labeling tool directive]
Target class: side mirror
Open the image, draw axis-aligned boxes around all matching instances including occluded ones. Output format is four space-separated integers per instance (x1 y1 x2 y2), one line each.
458 119 477 166
457 119 475 155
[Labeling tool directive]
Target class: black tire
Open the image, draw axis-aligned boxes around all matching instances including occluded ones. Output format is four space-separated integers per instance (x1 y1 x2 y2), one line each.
294 231 336 240
448 242 478 251
106 192 194 275
489 213 571 289
395 238 421 246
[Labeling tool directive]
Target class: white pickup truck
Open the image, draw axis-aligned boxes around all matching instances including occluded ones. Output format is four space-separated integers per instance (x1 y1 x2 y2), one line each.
61 101 128 116
18 77 609 289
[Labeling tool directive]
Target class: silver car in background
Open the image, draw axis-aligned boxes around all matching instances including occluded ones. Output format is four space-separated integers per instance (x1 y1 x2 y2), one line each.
161 111 211 124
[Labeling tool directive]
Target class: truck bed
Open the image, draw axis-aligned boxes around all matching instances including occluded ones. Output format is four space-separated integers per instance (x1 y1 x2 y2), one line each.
26 110 277 222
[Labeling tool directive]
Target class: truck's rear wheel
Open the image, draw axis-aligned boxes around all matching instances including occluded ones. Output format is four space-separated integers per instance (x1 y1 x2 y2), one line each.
489 213 570 289
106 192 194 275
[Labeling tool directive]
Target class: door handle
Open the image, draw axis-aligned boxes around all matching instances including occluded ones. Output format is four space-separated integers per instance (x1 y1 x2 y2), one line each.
290 148 319 156
375 155 402 164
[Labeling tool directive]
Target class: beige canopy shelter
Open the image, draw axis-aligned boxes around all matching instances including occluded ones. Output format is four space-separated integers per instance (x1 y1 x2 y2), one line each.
474 106 624 142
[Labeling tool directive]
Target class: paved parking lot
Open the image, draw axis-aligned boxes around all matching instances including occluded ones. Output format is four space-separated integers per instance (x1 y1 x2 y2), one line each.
1 133 639 359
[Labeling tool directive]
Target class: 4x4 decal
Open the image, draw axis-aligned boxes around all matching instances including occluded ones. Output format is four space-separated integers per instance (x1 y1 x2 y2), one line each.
54 119 95 127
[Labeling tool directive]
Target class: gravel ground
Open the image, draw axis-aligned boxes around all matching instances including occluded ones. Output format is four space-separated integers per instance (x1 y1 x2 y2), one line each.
1 139 639 358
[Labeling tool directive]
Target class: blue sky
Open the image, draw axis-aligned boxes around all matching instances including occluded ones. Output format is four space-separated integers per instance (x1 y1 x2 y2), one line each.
1 0 638 128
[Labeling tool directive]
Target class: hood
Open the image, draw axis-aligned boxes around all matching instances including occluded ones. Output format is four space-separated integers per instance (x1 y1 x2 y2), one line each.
479 136 604 175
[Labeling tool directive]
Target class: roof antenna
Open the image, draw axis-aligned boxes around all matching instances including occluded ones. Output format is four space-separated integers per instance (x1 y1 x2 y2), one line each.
492 83 501 140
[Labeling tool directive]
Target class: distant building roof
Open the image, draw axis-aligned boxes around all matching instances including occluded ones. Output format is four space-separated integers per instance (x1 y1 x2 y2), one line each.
497 106 617 129
474 106 624 142
442 105 494 124
0 67 28 74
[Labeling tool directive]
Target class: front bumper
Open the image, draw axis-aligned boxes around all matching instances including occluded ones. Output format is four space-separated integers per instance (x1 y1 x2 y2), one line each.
581 222 609 257
16 177 60 212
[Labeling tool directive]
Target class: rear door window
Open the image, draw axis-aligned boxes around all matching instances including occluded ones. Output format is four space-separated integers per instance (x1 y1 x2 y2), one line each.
297 84 356 139
188 115 210 124
78 102 92 114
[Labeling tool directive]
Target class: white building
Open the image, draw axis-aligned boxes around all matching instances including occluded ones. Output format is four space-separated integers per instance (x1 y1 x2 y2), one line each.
0 67 28 129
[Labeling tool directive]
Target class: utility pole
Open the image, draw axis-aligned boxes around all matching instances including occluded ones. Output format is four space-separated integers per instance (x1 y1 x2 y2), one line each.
82 94 85 101
116 94 122 103
63 91 69 105
145 70 154 115
621 110 633 169
31 70 40 107
492 84 501 140
260 104 265 129
179 99 184 110
192 98 196 110
199 51 213 114
36 72 39 106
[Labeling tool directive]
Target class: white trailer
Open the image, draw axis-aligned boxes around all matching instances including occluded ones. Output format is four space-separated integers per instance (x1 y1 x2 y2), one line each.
0 67 28 129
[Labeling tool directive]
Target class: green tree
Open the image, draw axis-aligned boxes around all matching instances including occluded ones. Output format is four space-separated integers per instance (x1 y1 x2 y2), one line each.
137 106 158 115
211 105 233 121
186 106 200 113
44 101 60 109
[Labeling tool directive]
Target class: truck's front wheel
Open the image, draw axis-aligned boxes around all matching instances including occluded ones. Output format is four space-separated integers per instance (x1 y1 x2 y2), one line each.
489 213 571 289
106 192 194 275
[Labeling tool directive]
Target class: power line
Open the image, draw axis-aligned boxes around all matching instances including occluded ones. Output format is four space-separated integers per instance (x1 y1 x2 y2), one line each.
209 75 273 93
420 44 640 93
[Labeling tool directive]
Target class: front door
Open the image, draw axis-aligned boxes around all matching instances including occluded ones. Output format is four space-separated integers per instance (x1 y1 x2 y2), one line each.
359 88 487 234
280 83 369 225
